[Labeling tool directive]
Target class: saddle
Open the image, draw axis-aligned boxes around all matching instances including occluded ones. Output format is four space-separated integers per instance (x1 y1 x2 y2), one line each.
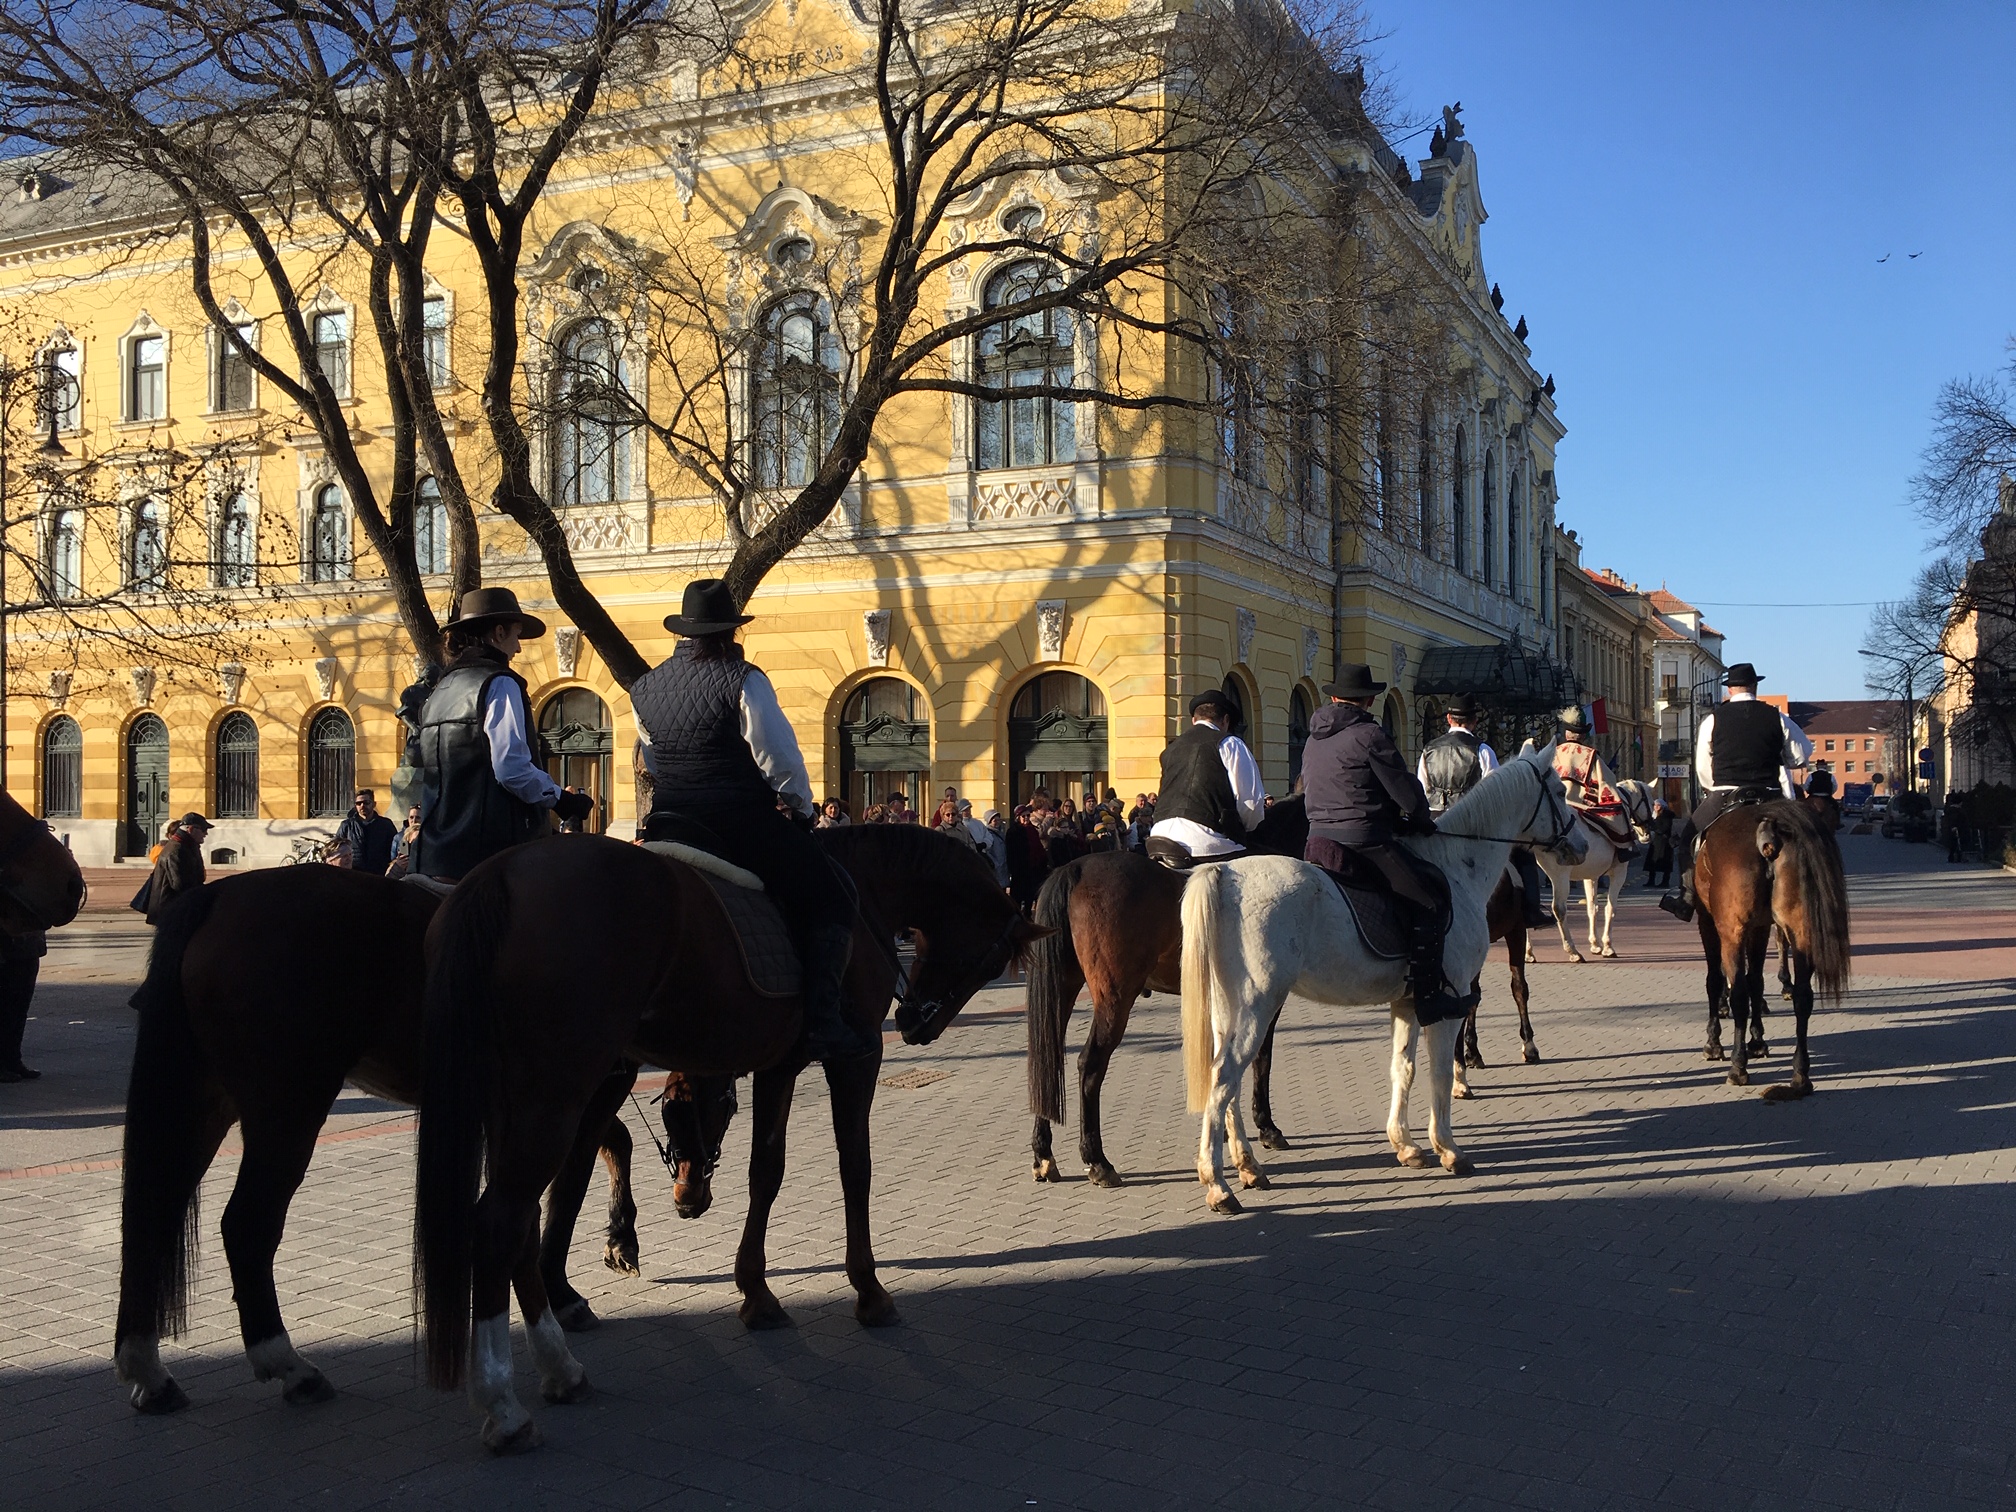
1146 836 1241 870
1303 840 1450 963
1574 803 1636 851
641 840 802 998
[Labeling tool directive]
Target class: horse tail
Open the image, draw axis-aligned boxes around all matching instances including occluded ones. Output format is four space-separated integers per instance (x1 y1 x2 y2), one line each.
1180 867 1223 1114
414 864 511 1392
117 882 225 1350
1025 860 1083 1124
1760 804 1851 1002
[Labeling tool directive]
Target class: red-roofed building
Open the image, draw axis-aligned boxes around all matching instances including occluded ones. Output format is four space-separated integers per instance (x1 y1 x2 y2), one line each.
1646 587 1726 802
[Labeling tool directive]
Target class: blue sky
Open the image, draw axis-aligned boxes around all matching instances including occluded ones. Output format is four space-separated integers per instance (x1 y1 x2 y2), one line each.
1370 1 2016 699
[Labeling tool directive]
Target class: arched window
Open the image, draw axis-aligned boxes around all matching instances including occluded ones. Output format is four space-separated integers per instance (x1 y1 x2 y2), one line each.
838 678 931 814
1506 467 1523 600
553 319 633 507
217 489 256 588
45 508 81 601
1381 691 1404 746
977 261 1075 471
1208 285 1258 482
41 344 81 431
41 716 81 819
306 707 355 817
1417 414 1434 543
1450 427 1468 572
309 484 348 582
1217 674 1250 741
1008 673 1108 806
214 711 259 819
538 688 612 832
1288 687 1313 790
415 476 448 575
128 496 166 589
1480 449 1496 586
751 293 843 491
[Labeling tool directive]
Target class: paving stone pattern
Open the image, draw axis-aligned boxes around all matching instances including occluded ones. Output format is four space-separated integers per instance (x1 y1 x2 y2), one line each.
2 835 2013 1510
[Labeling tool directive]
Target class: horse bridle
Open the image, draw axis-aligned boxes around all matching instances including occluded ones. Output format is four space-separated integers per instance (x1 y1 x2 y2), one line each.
859 900 1023 1045
0 817 61 931
1432 762 1580 856
640 1076 739 1186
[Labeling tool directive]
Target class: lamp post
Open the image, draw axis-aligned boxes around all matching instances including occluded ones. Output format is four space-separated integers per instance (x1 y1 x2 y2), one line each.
0 358 74 793
1858 647 1931 797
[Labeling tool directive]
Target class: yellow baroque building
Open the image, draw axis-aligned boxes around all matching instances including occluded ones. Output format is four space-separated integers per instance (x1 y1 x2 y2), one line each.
0 11 1567 865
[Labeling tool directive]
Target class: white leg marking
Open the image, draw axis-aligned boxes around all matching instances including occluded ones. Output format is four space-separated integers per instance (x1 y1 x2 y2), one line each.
468 1312 532 1446
115 1333 170 1393
1424 1018 1470 1173
527 1308 587 1399
1387 1006 1424 1164
246 1331 321 1392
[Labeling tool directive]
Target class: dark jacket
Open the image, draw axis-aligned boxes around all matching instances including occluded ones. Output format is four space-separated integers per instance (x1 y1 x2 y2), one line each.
1420 728 1484 813
414 648 546 880
1156 723 1245 841
335 812 398 875
146 831 206 925
632 640 773 817
1302 702 1432 847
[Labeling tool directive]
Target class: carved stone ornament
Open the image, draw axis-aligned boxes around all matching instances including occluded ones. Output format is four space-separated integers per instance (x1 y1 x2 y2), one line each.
1036 599 1067 662
554 627 582 679
973 475 1075 522
218 662 247 706
671 136 699 221
315 656 339 703
46 670 71 710
1391 642 1410 683
1236 607 1257 669
863 609 891 668
1302 626 1320 680
130 666 157 707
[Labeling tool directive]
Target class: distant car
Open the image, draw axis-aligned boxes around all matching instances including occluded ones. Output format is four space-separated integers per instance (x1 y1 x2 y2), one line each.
1867 796 1891 819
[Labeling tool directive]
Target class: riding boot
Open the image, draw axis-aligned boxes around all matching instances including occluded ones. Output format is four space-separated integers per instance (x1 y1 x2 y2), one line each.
1514 849 1549 929
797 923 878 1063
1407 926 1464 1025
1658 862 1696 922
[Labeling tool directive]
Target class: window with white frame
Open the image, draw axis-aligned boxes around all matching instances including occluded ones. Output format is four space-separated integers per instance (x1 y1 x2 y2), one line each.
216 489 256 587
311 310 350 397
553 319 634 506
214 323 256 412
308 484 348 581
1208 286 1259 482
976 260 1076 471
415 476 448 574
423 296 450 388
750 293 842 491
44 507 81 601
128 496 166 589
41 345 81 432
128 334 166 421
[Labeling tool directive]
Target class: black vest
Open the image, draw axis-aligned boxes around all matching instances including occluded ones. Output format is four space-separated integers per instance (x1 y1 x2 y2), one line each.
413 657 545 879
1157 723 1244 841
1421 728 1484 813
633 642 774 813
1709 700 1785 791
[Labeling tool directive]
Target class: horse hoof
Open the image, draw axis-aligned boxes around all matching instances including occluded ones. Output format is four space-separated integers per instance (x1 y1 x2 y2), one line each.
1257 1129 1292 1151
483 1416 542 1455
1522 1045 1541 1064
602 1242 640 1278
1454 1082 1474 1101
1033 1157 1064 1184
739 1298 793 1331
1751 1041 1771 1057
1463 1051 1486 1070
131 1378 189 1415
856 1296 902 1328
542 1374 593 1406
1085 1162 1124 1188
1207 1189 1243 1215
1238 1168 1270 1190
553 1297 599 1334
1761 1081 1813 1103
282 1372 336 1406
1705 1045 1725 1061
1445 1156 1475 1177
1397 1148 1431 1169
1567 953 1586 965
1727 1069 1749 1087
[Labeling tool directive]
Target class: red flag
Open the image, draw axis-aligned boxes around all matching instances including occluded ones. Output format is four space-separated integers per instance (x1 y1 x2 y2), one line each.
1590 697 1609 735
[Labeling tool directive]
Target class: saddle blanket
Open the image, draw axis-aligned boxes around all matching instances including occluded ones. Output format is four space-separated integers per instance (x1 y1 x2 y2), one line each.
1576 804 1635 850
1328 878 1409 961
641 841 801 997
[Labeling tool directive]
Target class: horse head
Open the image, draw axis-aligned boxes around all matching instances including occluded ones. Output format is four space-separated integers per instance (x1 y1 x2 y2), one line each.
659 1073 738 1220
895 910 1053 1046
0 790 83 933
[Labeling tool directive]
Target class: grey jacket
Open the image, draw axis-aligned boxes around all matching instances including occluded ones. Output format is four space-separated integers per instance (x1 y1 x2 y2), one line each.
1301 703 1433 847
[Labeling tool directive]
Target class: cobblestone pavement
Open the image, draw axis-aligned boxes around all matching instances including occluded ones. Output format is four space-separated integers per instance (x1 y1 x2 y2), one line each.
3 835 2014 1510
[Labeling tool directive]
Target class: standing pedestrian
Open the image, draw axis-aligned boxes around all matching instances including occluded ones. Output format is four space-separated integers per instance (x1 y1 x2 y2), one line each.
386 805 423 879
1008 804 1049 912
333 789 399 876
0 928 47 1082
145 812 212 924
816 798 851 829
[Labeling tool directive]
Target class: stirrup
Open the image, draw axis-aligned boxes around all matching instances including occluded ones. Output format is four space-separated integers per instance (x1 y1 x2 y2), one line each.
1657 890 1695 923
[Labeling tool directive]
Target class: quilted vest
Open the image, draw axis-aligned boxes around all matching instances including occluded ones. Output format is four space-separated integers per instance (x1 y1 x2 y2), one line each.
1420 728 1483 813
413 657 544 879
1156 724 1244 841
633 641 773 813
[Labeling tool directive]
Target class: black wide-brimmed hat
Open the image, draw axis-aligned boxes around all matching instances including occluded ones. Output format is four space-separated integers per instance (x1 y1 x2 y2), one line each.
1321 664 1385 699
449 586 546 639
1446 693 1483 720
1189 689 1236 717
1723 662 1763 686
664 578 754 636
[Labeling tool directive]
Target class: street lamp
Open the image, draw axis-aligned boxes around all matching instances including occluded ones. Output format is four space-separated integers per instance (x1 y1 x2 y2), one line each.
1858 647 1934 796
0 357 75 791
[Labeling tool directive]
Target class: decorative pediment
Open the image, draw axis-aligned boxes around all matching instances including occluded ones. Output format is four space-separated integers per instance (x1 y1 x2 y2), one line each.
522 220 655 287
713 185 870 262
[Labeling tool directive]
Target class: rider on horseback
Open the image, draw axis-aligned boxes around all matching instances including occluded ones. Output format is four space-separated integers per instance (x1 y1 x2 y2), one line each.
414 587 594 880
1301 664 1461 1022
1803 761 1837 799
1419 694 1548 929
1553 705 1626 825
630 579 876 1063
1146 688 1265 865
1659 662 1812 922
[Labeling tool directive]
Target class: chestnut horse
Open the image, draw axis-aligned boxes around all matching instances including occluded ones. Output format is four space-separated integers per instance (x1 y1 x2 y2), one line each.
1026 797 1309 1187
1697 799 1849 1097
0 787 85 933
415 826 1041 1452
111 867 713 1415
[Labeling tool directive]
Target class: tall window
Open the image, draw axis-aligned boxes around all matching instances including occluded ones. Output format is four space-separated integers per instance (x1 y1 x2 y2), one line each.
538 688 613 832
976 261 1076 471
1416 416 1434 542
1506 468 1523 599
1209 286 1259 482
128 334 165 421
423 296 450 388
554 319 633 506
306 708 355 817
41 717 82 819
128 496 166 589
41 345 81 431
1450 427 1468 572
45 508 81 601
1288 687 1314 789
415 476 448 574
215 322 255 411
1481 449 1496 585
1286 353 1323 511
312 310 350 396
214 711 260 819
751 294 843 491
309 484 347 581
217 490 256 587
1371 404 1394 529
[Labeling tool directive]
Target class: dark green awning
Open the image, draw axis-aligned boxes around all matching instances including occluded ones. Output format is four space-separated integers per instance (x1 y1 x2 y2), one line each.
1414 640 1576 715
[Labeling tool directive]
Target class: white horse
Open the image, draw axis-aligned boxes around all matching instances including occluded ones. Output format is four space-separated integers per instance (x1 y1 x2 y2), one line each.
1177 748 1586 1214
1533 775 1656 963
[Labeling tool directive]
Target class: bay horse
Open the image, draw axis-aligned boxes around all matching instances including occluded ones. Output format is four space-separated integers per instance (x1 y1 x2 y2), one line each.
1025 796 1309 1187
1778 790 1842 1000
111 867 714 1415
1453 871 1539 1098
0 787 86 934
1534 777 1656 962
415 826 1042 1452
1176 750 1584 1213
1696 799 1849 1097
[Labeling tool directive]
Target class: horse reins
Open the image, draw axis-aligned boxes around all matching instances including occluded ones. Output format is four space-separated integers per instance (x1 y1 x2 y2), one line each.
1427 763 1579 852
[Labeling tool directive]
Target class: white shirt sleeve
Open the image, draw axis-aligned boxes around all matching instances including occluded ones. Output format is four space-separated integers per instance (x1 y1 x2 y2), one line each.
482 677 562 806
739 669 815 815
1219 734 1266 830
1477 742 1500 775
1694 710 1718 791
1780 713 1813 798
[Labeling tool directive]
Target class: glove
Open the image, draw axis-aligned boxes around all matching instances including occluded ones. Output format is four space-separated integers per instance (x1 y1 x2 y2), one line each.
788 805 817 834
552 789 594 824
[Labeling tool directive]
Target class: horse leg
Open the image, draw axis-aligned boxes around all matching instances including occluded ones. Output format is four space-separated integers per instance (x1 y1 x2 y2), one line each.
599 1115 640 1277
512 1226 591 1408
1078 990 1136 1186
1198 1054 1242 1215
733 1065 798 1330
1225 1006 1278 1191
822 1054 898 1327
1549 865 1585 963
1453 996 1476 1100
1597 866 1621 958
1725 936 1752 1088
538 1064 637 1333
1252 1017 1292 1149
1585 874 1609 959
224 1099 342 1405
1422 1015 1473 1176
1462 989 1485 1071
1031 1114 1062 1185
1387 1005 1429 1168
1761 955 1816 1101
1509 927 1539 1063
1777 927 1795 1001
1700 915 1727 1061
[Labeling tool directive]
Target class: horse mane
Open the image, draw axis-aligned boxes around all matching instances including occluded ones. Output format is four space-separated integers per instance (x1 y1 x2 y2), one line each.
818 821 998 893
1419 744 1557 852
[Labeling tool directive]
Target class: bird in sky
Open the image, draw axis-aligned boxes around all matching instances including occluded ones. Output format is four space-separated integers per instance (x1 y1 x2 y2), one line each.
1909 252 1923 259
1877 253 1891 263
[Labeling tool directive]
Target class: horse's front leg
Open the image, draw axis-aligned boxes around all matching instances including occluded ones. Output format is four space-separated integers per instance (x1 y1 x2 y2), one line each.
598 1114 640 1277
539 1064 638 1331
825 1053 898 1326
1251 1017 1291 1149
1422 1015 1473 1176
1078 989 1136 1186
1509 927 1539 1063
1454 994 1477 1100
1700 916 1726 1061
734 1063 799 1330
1762 955 1816 1102
1387 1005 1429 1167
1548 866 1585 963
1584 875 1610 959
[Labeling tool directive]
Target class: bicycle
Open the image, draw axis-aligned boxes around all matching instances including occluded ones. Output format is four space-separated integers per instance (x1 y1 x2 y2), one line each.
282 835 332 866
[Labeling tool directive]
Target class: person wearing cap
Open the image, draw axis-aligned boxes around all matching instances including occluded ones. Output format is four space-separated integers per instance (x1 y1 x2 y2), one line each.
1659 662 1812 922
1420 695 1548 929
1300 664 1462 1022
1552 704 1623 817
145 812 213 925
631 579 873 1062
1147 689 1266 862
414 587 594 881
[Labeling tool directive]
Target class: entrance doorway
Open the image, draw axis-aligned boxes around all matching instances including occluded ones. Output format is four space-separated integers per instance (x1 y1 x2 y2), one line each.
539 688 614 832
1008 673 1108 805
123 714 169 857
838 678 930 817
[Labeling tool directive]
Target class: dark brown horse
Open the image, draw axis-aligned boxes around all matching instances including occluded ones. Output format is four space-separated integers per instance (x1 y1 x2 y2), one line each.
1455 871 1540 1093
1026 797 1308 1186
0 788 85 934
1697 799 1850 1097
110 867 717 1415
415 826 1042 1451
1776 791 1842 999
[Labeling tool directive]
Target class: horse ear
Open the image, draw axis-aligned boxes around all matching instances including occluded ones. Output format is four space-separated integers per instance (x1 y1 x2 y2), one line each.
1519 738 1537 757
1011 918 1058 944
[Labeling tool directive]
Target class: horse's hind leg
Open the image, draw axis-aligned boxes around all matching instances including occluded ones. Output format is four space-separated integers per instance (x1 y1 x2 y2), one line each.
1078 989 1136 1186
538 1064 638 1333
734 1065 799 1329
1549 867 1585 963
826 1053 899 1327
1700 916 1727 1061
599 1115 639 1275
1388 1006 1429 1168
1252 1017 1292 1149
1509 928 1539 1063
512 1234 590 1409
1422 1015 1473 1176
1454 996 1477 1100
1224 1007 1277 1190
1761 956 1816 1102
1725 940 1754 1088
